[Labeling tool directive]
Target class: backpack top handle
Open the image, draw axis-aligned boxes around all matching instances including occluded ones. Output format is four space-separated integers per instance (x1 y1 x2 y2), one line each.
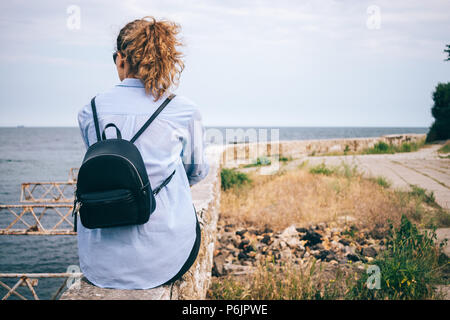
102 123 122 140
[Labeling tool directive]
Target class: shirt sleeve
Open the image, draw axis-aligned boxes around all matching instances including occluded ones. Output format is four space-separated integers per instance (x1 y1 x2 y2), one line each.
182 109 209 186
77 103 95 149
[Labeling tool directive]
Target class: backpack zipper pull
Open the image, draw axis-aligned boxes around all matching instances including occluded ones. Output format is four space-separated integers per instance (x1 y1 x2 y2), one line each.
72 197 81 232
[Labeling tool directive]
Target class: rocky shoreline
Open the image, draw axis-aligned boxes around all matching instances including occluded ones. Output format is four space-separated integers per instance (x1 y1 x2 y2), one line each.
212 220 386 278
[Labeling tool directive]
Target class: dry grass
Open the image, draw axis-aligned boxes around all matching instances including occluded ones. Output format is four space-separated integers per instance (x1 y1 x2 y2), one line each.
208 259 356 300
220 165 449 233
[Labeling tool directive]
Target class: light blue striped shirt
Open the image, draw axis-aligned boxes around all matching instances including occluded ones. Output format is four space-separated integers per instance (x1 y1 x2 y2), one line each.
76 78 209 289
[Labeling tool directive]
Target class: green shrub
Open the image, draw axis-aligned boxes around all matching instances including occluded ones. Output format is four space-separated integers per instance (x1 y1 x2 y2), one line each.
309 162 358 179
340 162 358 179
243 156 271 168
427 82 450 142
348 215 443 300
220 168 251 191
365 140 425 154
438 142 450 153
370 176 391 188
399 140 424 153
365 141 393 154
309 163 335 176
400 143 412 152
409 185 436 206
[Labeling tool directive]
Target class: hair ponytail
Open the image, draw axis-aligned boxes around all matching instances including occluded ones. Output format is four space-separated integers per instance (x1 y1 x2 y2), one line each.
116 16 184 101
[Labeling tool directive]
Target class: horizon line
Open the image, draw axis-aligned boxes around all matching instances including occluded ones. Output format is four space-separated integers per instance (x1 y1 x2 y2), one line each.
0 125 430 129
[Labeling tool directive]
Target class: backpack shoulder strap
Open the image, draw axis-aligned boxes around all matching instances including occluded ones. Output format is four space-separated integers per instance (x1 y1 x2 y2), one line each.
152 170 176 195
130 94 176 144
90 97 102 142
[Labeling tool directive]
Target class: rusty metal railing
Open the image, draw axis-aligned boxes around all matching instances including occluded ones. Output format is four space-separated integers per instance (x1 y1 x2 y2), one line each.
20 182 75 203
0 204 75 235
68 167 79 183
0 272 83 300
19 167 79 203
0 168 79 234
0 168 82 299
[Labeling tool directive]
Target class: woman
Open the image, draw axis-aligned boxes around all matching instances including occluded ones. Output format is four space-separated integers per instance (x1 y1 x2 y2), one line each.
76 17 209 289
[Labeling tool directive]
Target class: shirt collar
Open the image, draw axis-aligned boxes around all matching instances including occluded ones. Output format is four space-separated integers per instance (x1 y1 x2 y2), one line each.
117 78 145 88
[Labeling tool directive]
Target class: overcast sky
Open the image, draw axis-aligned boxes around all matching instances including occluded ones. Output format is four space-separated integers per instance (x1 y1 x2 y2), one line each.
0 0 449 127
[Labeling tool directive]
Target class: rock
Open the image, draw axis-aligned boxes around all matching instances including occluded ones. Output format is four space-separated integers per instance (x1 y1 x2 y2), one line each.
316 223 327 231
315 250 331 261
280 225 298 239
261 234 271 245
225 254 234 263
344 245 356 255
224 224 234 232
321 240 331 250
225 243 236 251
280 248 293 260
224 264 254 276
286 237 301 249
263 227 273 234
238 239 250 249
236 229 247 237
243 244 255 253
361 246 377 258
231 234 240 247
212 254 227 277
331 240 343 250
357 237 367 245
370 227 387 240
346 254 360 262
302 229 322 246
331 227 340 235
339 238 351 246
325 252 337 262
238 252 249 260
311 243 324 251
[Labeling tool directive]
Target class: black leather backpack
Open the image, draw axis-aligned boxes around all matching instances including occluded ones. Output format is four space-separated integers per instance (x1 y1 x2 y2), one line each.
72 94 176 230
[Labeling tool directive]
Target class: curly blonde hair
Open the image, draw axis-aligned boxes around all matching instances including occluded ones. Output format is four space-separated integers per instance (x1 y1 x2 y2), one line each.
116 16 184 101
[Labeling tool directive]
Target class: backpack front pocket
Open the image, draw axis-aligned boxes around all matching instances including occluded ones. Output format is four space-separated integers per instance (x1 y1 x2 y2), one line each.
79 189 141 229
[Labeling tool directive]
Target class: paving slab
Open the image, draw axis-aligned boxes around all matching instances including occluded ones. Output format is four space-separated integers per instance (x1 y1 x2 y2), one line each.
303 144 450 209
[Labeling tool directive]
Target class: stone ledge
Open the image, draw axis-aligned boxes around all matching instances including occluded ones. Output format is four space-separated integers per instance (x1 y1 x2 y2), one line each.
61 146 223 300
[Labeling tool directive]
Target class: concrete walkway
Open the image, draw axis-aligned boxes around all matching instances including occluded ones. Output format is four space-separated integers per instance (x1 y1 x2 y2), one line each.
302 144 450 210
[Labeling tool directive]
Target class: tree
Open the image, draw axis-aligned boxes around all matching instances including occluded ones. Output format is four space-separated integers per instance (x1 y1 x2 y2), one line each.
426 82 450 142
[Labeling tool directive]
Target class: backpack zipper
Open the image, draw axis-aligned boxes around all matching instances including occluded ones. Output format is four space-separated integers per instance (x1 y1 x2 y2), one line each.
80 191 134 205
